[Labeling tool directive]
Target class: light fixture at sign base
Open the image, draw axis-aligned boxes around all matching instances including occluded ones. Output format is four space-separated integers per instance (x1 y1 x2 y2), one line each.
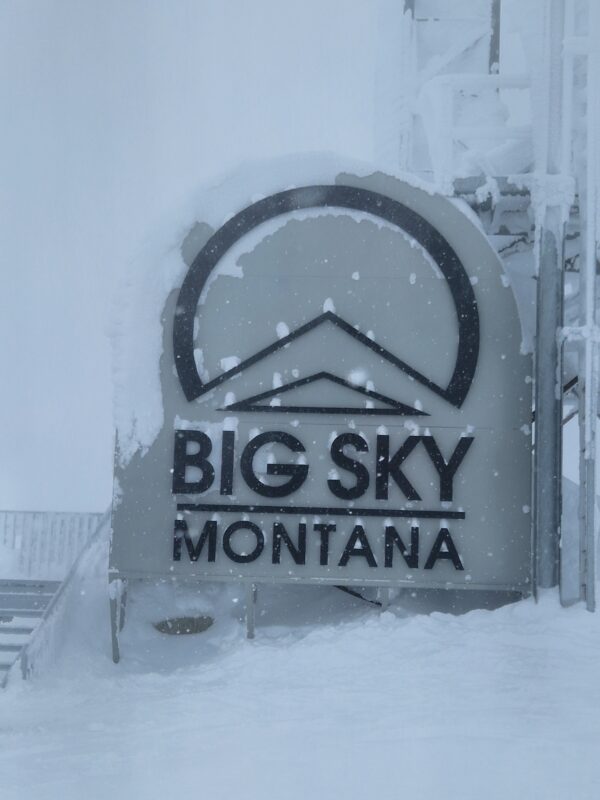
153 615 214 635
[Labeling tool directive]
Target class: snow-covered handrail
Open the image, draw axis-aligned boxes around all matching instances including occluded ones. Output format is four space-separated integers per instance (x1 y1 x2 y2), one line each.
17 509 111 683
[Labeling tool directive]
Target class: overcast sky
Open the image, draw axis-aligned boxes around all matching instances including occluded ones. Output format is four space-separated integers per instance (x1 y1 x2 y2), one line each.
0 1 403 511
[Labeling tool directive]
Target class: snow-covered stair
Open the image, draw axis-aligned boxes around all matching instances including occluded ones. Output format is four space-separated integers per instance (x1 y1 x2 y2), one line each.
0 579 61 687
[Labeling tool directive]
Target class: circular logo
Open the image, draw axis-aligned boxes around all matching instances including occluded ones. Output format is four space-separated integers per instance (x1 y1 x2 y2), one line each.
173 185 479 410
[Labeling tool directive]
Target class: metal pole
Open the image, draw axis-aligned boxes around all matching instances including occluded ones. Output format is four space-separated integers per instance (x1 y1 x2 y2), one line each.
489 0 501 73
533 0 566 589
245 583 257 639
534 223 564 588
578 0 599 611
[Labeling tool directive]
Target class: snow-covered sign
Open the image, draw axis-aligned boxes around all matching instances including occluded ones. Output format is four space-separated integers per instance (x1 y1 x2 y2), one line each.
110 172 532 600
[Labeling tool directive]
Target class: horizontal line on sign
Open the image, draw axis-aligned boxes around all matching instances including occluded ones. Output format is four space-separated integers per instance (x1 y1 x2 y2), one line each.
176 503 465 520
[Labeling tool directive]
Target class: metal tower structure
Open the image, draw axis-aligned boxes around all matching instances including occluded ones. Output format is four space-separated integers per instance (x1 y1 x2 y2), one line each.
385 0 599 608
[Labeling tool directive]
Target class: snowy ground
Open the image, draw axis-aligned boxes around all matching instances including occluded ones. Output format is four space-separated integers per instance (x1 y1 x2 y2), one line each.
2 537 600 800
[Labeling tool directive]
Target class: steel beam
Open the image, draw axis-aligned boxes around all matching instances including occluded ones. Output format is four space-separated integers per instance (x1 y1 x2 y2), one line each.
534 219 564 587
578 0 599 611
533 0 566 590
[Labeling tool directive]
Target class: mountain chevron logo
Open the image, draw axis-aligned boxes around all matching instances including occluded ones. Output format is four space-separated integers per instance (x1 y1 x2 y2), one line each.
212 310 435 415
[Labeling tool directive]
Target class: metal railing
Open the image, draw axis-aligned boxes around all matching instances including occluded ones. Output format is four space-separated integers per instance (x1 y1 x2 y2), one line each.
0 511 103 581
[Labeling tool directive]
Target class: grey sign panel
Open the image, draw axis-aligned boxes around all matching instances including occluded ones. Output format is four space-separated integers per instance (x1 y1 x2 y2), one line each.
110 172 532 592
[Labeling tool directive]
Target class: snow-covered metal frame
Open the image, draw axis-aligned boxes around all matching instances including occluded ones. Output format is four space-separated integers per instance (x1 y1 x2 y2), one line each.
400 0 598 609
532 0 567 594
560 0 598 610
